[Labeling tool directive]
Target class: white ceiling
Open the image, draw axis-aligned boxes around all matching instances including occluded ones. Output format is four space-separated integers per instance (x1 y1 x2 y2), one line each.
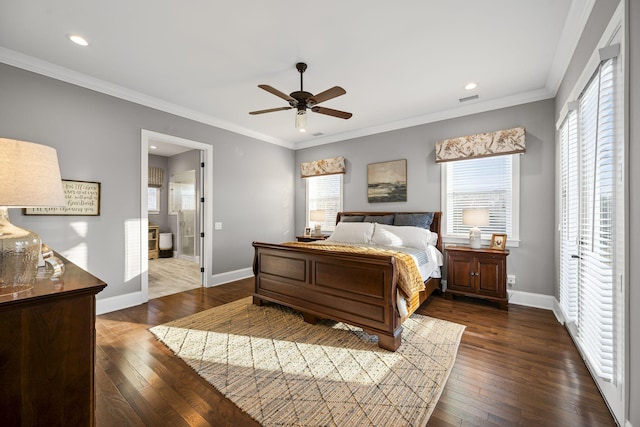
0 1 591 153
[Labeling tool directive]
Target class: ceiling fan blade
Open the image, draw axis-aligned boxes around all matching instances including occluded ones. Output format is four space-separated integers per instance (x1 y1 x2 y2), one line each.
311 106 352 119
307 86 346 106
258 84 296 104
249 106 292 115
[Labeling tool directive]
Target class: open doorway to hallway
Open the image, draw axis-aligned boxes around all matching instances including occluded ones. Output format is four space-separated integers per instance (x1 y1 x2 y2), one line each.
141 130 213 301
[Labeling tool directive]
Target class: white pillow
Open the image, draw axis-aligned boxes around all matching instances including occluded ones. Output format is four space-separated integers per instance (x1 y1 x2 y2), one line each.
371 224 436 250
326 222 375 244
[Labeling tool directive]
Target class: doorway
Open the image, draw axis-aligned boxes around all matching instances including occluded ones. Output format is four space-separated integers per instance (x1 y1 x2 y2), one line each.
140 130 213 302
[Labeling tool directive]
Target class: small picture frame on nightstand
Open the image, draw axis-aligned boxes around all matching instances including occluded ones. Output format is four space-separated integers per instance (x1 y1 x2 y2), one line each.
304 227 311 236
490 233 507 250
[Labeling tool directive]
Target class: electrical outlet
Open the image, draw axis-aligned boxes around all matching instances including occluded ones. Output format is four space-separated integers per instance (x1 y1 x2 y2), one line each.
214 222 222 230
507 274 516 287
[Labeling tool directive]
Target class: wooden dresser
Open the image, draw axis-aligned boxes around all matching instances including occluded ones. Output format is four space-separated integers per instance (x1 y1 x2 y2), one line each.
0 254 107 426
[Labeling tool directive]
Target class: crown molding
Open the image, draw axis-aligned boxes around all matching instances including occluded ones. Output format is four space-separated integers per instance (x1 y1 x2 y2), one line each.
0 47 295 150
294 87 555 150
545 0 597 93
2 18 581 154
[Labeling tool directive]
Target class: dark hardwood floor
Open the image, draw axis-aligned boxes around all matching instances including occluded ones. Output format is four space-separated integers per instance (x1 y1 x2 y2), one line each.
95 279 616 426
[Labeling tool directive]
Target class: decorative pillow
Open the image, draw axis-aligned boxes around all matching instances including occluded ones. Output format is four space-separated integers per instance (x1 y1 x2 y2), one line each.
363 214 395 225
393 212 434 229
326 222 375 244
371 224 436 250
340 215 365 222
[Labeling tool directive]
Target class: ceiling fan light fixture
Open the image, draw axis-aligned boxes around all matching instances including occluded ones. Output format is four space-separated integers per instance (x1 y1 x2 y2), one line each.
295 110 307 132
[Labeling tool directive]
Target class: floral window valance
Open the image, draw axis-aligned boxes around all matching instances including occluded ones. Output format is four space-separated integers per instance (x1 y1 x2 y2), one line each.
435 126 526 163
148 167 164 188
300 156 346 178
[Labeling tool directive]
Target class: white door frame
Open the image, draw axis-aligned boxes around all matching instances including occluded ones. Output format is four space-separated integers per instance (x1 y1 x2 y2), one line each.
140 129 214 301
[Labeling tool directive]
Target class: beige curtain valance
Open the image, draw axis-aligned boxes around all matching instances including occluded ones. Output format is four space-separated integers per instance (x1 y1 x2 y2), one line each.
148 167 164 188
300 156 346 178
435 126 526 163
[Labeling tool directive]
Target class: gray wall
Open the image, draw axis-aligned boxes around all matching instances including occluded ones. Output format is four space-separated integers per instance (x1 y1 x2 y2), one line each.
0 63 295 300
295 99 557 297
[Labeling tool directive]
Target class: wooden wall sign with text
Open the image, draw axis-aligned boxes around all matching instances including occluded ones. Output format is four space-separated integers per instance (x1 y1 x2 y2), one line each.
24 180 101 216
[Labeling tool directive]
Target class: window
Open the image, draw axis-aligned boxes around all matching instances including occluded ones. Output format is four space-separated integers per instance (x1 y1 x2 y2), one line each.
306 174 343 233
148 187 160 214
441 154 520 244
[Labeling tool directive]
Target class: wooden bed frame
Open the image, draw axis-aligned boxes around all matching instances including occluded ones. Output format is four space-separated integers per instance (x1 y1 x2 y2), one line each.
252 212 442 351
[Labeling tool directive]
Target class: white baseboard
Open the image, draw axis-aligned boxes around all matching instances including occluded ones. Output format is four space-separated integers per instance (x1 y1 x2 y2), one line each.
209 267 253 287
96 291 144 315
96 267 254 315
507 290 556 311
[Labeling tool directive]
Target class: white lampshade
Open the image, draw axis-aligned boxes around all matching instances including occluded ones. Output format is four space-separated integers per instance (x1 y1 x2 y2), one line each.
0 138 65 295
462 208 489 227
462 208 489 249
0 138 65 207
309 209 325 236
310 209 326 222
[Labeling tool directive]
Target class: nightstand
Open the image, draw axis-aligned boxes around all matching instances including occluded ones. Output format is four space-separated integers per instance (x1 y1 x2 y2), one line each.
445 245 509 309
296 235 328 242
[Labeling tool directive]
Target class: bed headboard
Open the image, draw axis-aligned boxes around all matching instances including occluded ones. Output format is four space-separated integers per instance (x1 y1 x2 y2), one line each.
335 211 443 252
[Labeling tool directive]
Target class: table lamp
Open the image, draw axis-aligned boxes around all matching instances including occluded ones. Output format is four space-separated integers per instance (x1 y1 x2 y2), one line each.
0 138 65 295
309 209 326 236
462 208 489 249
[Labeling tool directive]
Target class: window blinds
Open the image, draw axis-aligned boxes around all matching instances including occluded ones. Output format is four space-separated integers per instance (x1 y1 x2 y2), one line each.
559 110 579 325
559 57 617 382
445 155 512 237
148 167 164 188
577 58 616 381
307 174 342 232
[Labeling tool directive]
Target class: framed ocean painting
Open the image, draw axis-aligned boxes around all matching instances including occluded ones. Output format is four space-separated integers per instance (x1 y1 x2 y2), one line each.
367 159 407 203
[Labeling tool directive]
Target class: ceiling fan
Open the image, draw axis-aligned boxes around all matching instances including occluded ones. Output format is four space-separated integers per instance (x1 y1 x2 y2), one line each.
249 62 352 132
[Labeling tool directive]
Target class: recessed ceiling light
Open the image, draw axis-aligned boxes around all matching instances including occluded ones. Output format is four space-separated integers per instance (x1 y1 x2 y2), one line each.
150 145 157 150
66 34 89 47
465 82 477 90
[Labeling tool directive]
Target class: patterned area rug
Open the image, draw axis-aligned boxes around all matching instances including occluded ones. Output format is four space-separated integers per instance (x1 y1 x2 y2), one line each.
150 297 465 427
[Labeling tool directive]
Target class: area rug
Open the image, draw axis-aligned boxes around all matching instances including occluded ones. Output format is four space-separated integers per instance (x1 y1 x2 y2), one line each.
150 297 465 427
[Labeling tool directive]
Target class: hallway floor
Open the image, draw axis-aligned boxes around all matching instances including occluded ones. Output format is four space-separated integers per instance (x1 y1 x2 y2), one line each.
148 257 200 299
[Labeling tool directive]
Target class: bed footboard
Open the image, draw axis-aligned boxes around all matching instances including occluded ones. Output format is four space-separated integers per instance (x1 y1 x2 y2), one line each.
252 242 404 351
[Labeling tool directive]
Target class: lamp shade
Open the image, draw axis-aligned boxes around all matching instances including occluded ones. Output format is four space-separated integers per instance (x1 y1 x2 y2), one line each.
309 209 326 222
0 138 65 294
0 138 65 207
462 208 489 226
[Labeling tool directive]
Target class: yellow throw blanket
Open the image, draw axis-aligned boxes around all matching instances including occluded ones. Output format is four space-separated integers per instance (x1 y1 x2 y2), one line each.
281 242 425 299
